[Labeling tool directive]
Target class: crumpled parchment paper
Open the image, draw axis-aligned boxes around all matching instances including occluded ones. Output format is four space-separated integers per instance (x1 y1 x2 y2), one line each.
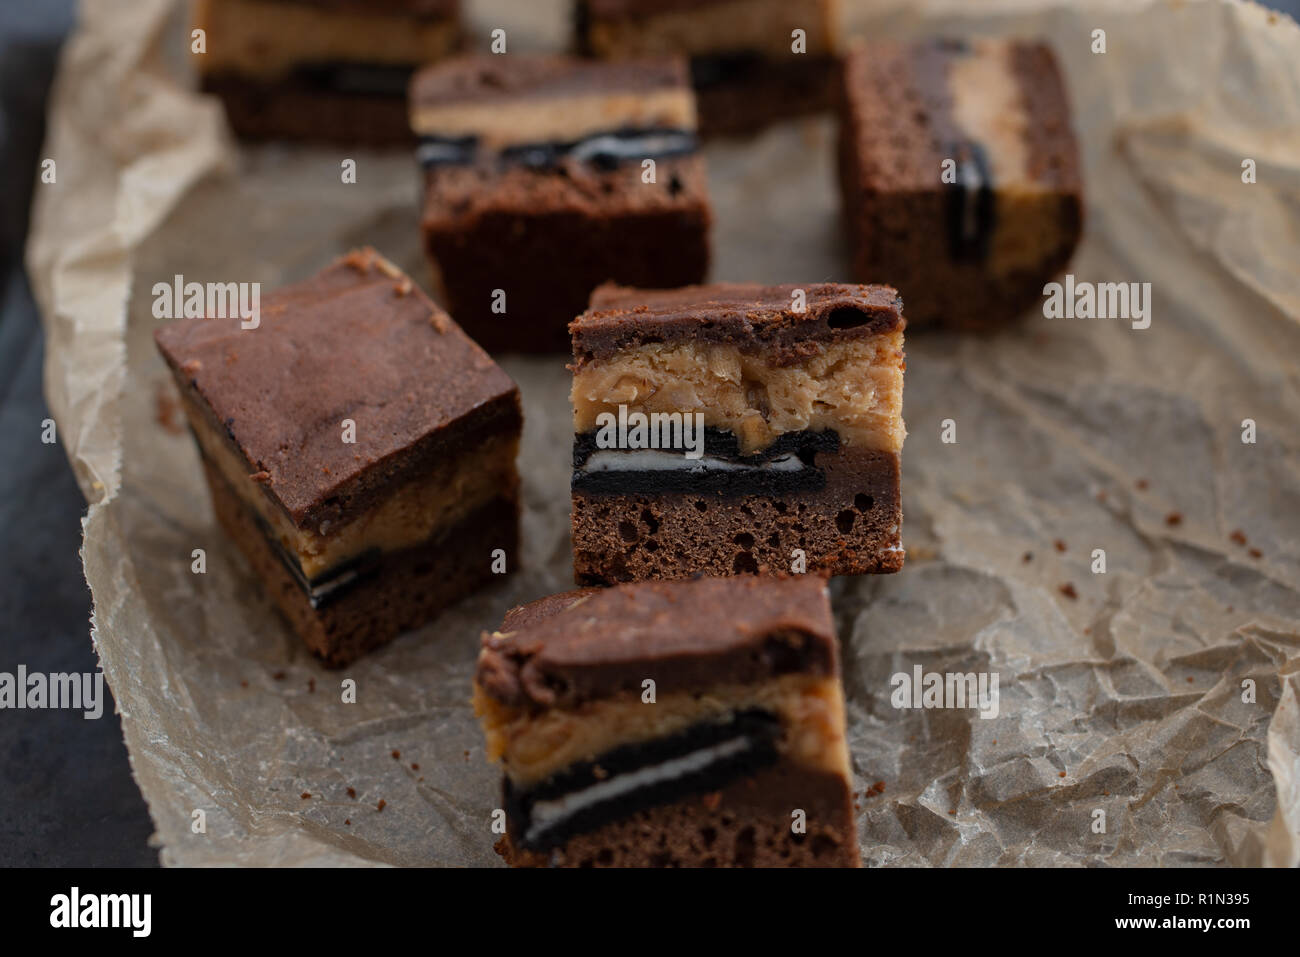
25 0 1300 865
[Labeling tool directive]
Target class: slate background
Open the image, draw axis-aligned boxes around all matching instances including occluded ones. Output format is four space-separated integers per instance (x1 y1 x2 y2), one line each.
2 0 1297 868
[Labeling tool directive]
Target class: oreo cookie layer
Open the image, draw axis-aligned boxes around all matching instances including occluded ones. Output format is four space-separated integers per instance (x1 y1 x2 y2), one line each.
504 708 781 851
571 426 840 496
418 127 698 171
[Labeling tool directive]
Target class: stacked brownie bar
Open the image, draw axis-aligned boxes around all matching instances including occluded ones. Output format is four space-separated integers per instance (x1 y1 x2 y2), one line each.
475 575 859 867
154 249 521 666
194 0 460 143
411 55 712 353
569 281 906 583
576 0 842 135
838 38 1083 330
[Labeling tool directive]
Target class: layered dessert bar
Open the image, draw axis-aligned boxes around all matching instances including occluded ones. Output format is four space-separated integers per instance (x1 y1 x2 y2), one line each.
194 0 460 144
153 248 521 667
575 0 842 135
838 38 1083 331
474 575 860 867
412 55 711 353
570 282 905 583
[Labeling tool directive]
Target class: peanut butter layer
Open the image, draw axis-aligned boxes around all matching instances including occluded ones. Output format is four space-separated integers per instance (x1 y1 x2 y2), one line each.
410 56 695 147
947 39 1055 274
194 0 459 80
186 389 518 579
572 335 905 455
412 91 695 150
475 673 850 788
582 0 839 59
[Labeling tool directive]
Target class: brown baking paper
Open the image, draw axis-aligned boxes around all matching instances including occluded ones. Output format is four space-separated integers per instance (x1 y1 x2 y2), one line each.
26 0 1300 866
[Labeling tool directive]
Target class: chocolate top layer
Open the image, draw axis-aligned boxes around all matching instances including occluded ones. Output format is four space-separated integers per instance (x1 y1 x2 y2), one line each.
153 248 518 529
843 38 1080 194
476 575 838 710
266 0 458 16
410 54 688 110
570 281 904 365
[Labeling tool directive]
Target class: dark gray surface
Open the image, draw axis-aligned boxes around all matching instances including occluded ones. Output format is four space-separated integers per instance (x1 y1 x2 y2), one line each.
0 0 158 867
1 0 1297 869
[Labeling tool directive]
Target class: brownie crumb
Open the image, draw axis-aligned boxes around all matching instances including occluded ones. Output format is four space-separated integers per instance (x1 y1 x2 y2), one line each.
1249 548 1263 558
1054 539 1067 553
307 678 316 693
239 680 248 689
1165 511 1182 527
1186 676 1194 683
346 787 357 799
1022 551 1033 563
272 671 287 681
410 763 419 771
391 750 401 760
864 781 886 798
1229 530 1248 546
1135 478 1149 490
301 792 311 799
1058 772 1066 779
1059 583 1078 600
344 819 351 826
155 387 184 435
376 799 387 812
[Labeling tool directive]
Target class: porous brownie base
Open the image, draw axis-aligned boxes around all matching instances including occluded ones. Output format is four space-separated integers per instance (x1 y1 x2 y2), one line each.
694 56 840 136
571 448 901 583
202 73 415 145
205 459 518 666
837 164 1079 332
422 158 710 354
499 761 858 868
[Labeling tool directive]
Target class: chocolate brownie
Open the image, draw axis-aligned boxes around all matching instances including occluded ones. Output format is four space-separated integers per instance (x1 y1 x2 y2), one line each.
194 0 461 144
474 575 860 867
569 281 905 584
575 0 842 135
411 55 712 353
154 248 521 667
838 38 1083 331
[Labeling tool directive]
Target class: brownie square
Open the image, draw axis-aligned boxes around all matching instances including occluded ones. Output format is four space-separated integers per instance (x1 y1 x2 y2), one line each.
474 575 860 867
569 281 905 583
154 248 521 666
575 0 843 135
411 55 712 353
194 0 461 144
838 38 1083 331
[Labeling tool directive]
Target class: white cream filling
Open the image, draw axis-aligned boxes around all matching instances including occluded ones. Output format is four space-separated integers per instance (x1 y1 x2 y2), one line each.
581 449 805 473
525 736 751 845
